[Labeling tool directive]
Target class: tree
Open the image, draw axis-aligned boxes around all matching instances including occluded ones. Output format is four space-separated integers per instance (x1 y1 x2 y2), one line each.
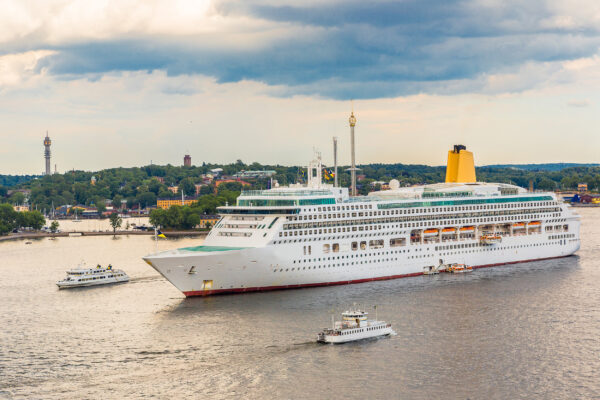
0 203 18 235
95 199 107 214
537 178 557 191
135 192 157 208
50 220 59 233
149 208 169 228
18 210 45 230
108 212 122 234
112 194 124 210
178 178 195 196
10 192 25 205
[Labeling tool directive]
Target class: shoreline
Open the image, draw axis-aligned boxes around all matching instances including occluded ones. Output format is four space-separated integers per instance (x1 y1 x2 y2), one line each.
0 230 208 242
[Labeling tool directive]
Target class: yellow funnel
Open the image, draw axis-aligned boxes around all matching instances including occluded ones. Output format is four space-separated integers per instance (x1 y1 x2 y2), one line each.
445 145 476 183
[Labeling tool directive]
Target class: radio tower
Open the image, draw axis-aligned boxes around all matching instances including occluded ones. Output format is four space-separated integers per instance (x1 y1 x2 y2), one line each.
349 108 357 196
44 132 51 175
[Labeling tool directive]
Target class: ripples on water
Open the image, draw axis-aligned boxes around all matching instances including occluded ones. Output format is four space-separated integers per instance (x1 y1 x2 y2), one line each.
0 211 599 399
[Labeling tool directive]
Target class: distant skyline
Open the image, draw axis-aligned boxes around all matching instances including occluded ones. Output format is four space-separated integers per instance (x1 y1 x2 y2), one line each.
1 0 600 174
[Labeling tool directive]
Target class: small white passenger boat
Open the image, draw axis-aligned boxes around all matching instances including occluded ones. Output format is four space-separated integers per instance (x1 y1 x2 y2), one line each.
317 308 395 344
56 264 129 289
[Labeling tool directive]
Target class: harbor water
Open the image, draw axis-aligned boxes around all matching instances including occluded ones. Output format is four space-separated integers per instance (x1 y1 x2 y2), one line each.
0 210 598 399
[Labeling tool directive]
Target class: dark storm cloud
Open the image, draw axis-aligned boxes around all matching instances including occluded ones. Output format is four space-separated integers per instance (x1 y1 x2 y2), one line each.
34 0 600 99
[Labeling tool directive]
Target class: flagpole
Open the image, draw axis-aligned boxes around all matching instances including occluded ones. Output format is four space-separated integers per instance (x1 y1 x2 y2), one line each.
154 226 158 253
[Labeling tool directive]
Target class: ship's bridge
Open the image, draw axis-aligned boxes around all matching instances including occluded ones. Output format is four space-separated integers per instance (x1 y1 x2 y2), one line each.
235 188 346 208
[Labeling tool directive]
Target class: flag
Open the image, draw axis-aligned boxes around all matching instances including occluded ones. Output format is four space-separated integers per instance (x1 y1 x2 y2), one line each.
157 229 166 239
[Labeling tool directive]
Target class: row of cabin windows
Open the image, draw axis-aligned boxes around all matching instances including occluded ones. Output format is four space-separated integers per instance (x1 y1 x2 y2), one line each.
294 205 559 221
280 212 559 237
319 239 403 254
305 201 557 217
275 238 575 273
284 207 561 229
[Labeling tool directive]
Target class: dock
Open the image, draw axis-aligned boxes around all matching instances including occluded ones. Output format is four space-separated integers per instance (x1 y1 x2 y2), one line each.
0 230 208 242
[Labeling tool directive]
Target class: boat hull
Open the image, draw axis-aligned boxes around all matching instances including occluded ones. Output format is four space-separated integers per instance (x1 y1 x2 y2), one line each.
143 232 580 297
318 326 395 344
57 277 129 289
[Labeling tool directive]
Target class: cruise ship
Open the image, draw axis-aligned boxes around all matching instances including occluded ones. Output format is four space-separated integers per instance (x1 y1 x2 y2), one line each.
143 145 580 297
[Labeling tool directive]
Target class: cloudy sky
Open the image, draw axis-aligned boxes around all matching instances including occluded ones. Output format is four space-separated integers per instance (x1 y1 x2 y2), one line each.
1 0 600 174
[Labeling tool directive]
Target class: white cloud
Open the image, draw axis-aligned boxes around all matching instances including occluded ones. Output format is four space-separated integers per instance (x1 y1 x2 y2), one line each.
0 50 55 88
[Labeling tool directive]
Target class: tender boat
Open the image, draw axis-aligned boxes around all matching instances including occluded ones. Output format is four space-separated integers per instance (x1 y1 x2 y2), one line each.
317 308 395 344
447 263 473 273
57 264 129 289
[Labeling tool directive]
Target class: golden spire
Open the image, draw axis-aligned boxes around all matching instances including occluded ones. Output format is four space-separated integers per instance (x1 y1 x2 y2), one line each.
349 101 356 127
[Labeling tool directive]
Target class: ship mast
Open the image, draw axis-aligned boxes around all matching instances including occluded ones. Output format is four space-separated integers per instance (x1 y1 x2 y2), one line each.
349 106 357 196
333 136 338 187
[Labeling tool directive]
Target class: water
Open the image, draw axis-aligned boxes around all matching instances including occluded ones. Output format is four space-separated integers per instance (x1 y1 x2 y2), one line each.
1 210 599 399
45 217 150 233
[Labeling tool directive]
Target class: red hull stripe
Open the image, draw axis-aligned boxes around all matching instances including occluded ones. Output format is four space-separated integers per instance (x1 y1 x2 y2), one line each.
182 255 573 297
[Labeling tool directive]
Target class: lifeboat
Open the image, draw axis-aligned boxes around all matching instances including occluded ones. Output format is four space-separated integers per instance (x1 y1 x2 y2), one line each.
480 235 502 245
512 222 525 229
442 227 457 234
527 221 541 226
459 226 475 232
448 263 473 273
423 228 439 236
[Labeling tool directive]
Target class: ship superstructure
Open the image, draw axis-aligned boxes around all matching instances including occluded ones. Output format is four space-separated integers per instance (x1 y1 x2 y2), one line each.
144 147 580 297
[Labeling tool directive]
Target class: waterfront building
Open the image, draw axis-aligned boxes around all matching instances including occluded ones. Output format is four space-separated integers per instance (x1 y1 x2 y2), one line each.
13 205 30 212
144 146 580 297
578 183 588 193
43 132 51 175
184 155 191 167
233 170 276 179
157 196 198 209
199 215 220 228
215 179 251 187
168 186 179 194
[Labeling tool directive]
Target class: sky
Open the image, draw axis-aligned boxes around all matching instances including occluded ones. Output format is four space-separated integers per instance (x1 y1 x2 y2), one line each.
1 0 600 174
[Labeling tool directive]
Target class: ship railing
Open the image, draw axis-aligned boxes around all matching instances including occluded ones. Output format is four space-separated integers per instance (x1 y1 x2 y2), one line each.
241 189 332 197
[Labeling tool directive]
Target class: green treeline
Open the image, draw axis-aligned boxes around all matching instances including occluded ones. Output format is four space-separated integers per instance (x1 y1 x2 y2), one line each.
1 162 600 213
0 204 45 235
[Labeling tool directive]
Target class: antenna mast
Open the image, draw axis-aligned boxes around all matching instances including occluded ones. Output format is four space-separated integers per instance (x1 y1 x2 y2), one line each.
333 137 338 187
349 103 357 196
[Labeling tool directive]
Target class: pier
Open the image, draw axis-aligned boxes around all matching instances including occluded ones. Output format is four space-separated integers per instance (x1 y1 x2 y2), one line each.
0 230 208 242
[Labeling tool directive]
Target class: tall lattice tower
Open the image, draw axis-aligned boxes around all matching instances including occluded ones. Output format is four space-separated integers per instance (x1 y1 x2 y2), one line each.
44 132 51 175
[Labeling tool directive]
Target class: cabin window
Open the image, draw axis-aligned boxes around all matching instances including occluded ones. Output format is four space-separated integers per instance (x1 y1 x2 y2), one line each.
360 241 367 250
323 244 330 253
333 244 340 253
370 239 384 249
351 242 358 251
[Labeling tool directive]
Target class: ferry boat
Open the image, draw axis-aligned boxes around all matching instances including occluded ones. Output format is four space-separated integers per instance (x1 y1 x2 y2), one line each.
143 145 580 297
56 264 129 289
317 309 394 344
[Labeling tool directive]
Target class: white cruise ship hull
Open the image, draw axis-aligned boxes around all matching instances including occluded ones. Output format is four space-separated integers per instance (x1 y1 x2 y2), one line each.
144 232 579 297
